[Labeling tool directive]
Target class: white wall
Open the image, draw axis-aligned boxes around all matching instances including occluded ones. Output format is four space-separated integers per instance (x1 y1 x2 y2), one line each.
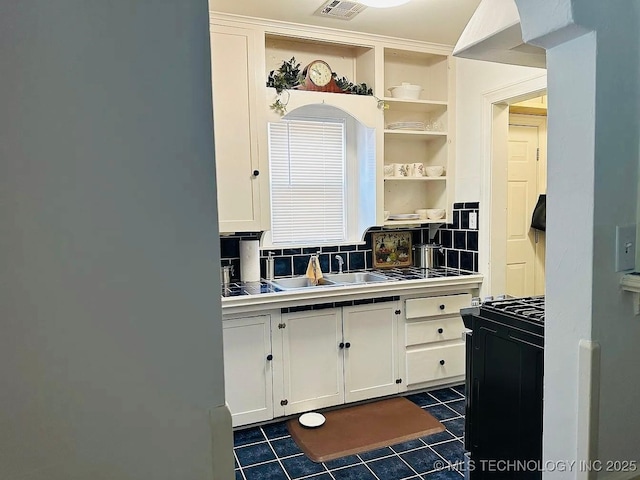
455 58 545 203
515 1 640 477
0 2 231 479
573 2 640 471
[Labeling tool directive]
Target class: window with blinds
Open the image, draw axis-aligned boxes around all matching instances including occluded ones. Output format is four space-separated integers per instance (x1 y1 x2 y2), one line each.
268 119 346 246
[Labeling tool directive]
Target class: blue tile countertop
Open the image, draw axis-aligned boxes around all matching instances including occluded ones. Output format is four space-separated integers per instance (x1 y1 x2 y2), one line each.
221 267 483 315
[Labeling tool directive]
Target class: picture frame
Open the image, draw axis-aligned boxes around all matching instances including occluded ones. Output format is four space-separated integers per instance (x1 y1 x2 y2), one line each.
372 231 412 269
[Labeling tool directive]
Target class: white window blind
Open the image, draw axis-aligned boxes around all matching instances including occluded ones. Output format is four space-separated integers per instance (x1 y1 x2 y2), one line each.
268 119 346 245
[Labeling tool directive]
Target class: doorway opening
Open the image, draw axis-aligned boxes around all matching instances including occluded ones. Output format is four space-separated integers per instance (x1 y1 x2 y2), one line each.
506 99 547 297
478 74 547 297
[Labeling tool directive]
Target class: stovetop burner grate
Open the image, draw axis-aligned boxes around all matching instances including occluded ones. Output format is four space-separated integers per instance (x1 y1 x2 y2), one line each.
482 296 545 323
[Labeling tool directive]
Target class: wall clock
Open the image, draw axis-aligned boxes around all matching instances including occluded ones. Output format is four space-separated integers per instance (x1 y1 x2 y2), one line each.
299 60 346 93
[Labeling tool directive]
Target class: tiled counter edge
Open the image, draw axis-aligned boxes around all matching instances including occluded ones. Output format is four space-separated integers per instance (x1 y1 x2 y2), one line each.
221 274 483 316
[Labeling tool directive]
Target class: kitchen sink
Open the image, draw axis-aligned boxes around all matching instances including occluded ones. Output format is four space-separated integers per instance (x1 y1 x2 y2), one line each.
267 271 390 291
324 272 389 284
267 276 338 290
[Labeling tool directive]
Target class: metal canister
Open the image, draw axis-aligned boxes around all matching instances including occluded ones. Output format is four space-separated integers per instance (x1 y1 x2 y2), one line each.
265 252 275 281
221 265 233 288
412 243 444 269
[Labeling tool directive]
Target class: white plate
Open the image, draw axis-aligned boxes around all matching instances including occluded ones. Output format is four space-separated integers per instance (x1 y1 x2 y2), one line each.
388 214 420 220
298 412 326 428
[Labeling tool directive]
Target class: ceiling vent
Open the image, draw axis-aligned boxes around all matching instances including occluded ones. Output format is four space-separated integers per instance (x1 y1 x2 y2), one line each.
315 0 367 20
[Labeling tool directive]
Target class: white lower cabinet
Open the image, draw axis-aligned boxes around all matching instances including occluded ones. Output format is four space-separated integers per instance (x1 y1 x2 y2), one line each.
279 309 345 416
276 301 401 416
222 291 474 427
342 303 400 403
401 293 471 390
222 314 274 427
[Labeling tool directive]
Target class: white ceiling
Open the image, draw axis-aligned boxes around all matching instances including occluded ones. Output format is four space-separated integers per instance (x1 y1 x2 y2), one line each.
209 0 482 46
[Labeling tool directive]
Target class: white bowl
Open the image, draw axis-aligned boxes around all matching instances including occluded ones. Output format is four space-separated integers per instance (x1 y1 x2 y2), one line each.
299 412 325 428
424 166 444 177
426 208 445 220
388 82 423 100
415 208 429 220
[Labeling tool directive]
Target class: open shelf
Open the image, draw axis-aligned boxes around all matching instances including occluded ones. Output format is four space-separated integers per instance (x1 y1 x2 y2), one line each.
384 176 447 181
384 130 447 139
383 218 447 227
383 98 447 113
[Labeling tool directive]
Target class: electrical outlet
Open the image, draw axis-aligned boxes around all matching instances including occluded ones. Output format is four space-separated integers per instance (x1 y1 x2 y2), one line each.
469 212 478 230
616 225 636 272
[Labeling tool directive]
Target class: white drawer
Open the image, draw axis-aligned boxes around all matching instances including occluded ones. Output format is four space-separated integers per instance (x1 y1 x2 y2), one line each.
405 342 465 386
405 293 471 319
406 316 465 346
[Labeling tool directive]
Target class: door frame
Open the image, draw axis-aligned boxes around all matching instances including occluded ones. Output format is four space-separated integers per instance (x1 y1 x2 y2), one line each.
478 74 547 296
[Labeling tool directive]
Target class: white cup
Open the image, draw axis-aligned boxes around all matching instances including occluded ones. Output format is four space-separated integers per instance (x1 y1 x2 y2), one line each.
393 163 408 177
411 163 424 177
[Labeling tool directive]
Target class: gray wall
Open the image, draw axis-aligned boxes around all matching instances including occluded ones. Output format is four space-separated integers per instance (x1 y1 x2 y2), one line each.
0 2 226 478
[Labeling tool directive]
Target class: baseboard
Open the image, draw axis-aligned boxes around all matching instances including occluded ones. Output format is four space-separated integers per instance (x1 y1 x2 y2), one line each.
210 403 234 480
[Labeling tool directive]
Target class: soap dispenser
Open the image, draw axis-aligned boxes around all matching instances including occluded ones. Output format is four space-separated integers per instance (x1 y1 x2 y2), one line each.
265 252 275 281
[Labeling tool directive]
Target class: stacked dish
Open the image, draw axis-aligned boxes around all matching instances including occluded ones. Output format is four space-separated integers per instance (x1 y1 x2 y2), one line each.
387 121 425 131
387 213 420 221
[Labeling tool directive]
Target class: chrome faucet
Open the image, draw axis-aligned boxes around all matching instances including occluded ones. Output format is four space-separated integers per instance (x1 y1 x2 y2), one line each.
335 255 345 274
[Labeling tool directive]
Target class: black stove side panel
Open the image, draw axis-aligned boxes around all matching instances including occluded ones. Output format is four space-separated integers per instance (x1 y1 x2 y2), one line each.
466 315 544 480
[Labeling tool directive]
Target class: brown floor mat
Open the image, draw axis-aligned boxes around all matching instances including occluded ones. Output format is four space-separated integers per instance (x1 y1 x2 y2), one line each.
287 397 445 463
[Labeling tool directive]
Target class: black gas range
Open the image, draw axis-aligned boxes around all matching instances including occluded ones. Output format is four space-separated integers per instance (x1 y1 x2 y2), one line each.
467 295 545 343
461 296 545 479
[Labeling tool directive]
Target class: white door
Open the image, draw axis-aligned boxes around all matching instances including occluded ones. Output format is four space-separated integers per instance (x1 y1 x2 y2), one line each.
222 315 273 427
507 115 547 297
281 309 344 415
342 303 399 403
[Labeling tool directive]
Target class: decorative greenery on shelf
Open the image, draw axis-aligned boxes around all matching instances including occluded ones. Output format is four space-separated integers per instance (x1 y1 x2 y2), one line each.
266 57 386 114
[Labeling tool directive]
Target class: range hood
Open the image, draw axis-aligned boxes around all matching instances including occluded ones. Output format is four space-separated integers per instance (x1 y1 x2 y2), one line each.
453 0 546 68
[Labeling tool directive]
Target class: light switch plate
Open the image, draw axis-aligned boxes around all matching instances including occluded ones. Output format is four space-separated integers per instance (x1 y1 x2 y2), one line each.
615 225 636 272
469 212 478 230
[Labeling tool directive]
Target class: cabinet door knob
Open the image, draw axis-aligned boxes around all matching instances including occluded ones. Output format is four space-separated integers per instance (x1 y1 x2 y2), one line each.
437 328 444 334
266 354 273 361
280 399 288 406
253 169 260 176
439 359 446 366
345 342 351 349
339 342 345 349
395 378 402 384
439 304 445 310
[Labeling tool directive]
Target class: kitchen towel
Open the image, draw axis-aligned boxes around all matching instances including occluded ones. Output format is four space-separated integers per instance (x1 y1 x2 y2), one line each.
305 256 323 285
239 239 260 282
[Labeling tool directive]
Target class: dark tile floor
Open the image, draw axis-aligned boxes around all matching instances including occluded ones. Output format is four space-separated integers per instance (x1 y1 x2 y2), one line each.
233 385 467 480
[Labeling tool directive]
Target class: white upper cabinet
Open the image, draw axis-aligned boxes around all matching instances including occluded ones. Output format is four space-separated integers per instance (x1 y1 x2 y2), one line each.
210 23 269 233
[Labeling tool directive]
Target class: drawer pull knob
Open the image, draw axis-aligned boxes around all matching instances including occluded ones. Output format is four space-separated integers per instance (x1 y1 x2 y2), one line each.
266 354 273 361
439 304 445 310
345 342 351 349
439 359 446 366
253 169 260 176
438 328 444 334
339 342 345 349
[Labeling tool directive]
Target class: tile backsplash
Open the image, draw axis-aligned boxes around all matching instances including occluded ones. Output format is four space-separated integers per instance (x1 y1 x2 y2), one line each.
219 202 479 280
